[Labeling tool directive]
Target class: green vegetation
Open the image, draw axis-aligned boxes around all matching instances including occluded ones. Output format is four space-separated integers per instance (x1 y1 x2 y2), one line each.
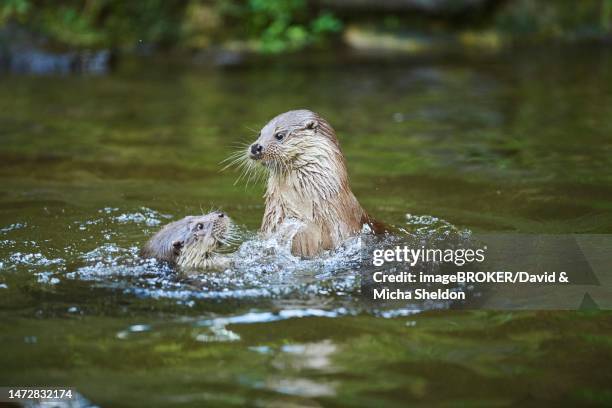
1 0 189 49
223 0 343 53
0 0 611 53
0 0 342 53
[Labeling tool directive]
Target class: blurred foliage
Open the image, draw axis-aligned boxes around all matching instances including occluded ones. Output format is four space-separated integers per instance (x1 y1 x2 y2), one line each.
496 0 612 40
0 0 610 53
0 0 342 53
219 0 342 53
0 0 185 48
0 0 30 21
248 0 342 53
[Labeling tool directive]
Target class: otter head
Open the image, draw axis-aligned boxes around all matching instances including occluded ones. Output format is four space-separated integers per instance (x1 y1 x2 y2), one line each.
176 211 235 269
248 110 345 179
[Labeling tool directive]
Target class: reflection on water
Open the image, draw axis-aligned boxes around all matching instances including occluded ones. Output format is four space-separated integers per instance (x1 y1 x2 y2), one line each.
1 46 612 406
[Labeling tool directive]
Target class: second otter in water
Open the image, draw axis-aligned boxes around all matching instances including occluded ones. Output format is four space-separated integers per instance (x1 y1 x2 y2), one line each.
246 109 385 257
140 211 235 270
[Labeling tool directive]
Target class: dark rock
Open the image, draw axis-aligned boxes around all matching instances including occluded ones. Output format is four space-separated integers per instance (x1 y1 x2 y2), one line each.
0 25 112 75
5 48 111 75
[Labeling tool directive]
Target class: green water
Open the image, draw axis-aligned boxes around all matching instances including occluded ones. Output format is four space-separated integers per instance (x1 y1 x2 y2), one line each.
1 46 612 407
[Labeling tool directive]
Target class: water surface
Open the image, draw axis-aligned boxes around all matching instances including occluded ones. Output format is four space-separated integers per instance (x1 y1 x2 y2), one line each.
1 46 612 406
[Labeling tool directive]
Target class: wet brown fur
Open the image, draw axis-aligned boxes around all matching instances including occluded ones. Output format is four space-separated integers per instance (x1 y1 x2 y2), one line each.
248 109 385 257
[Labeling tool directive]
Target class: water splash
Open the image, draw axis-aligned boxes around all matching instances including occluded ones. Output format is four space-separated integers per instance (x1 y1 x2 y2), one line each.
9 252 64 269
0 222 27 234
111 207 172 227
0 208 472 320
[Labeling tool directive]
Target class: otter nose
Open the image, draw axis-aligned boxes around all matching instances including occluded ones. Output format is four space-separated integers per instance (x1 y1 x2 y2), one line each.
250 143 263 158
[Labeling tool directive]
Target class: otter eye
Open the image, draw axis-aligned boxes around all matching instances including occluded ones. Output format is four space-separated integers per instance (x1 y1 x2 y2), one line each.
197 223 204 230
218 213 224 218
274 131 285 141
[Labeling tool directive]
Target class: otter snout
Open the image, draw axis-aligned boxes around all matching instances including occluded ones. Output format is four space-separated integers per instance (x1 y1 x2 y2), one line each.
250 143 263 160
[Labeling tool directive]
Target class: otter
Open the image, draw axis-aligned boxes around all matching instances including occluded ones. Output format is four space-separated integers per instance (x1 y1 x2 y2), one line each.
246 109 385 257
140 211 236 270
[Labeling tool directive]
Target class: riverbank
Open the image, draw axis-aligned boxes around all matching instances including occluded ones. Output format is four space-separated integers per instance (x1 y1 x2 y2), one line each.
1 0 611 74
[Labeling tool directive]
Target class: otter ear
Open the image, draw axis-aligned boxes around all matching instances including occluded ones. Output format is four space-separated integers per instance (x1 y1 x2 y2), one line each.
305 119 318 131
172 240 183 249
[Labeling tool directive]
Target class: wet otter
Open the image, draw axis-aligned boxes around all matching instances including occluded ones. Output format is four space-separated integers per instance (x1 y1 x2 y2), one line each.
245 109 385 257
141 211 236 269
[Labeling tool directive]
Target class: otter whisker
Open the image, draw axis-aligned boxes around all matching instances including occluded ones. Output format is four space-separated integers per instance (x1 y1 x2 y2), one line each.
220 152 248 170
231 156 251 173
221 150 254 176
234 158 266 189
228 161 250 183
254 167 267 185
234 158 255 186
243 125 260 134
221 143 271 188
230 140 253 148
221 146 250 160
218 236 239 247
244 162 262 188
222 147 248 159
220 155 242 167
